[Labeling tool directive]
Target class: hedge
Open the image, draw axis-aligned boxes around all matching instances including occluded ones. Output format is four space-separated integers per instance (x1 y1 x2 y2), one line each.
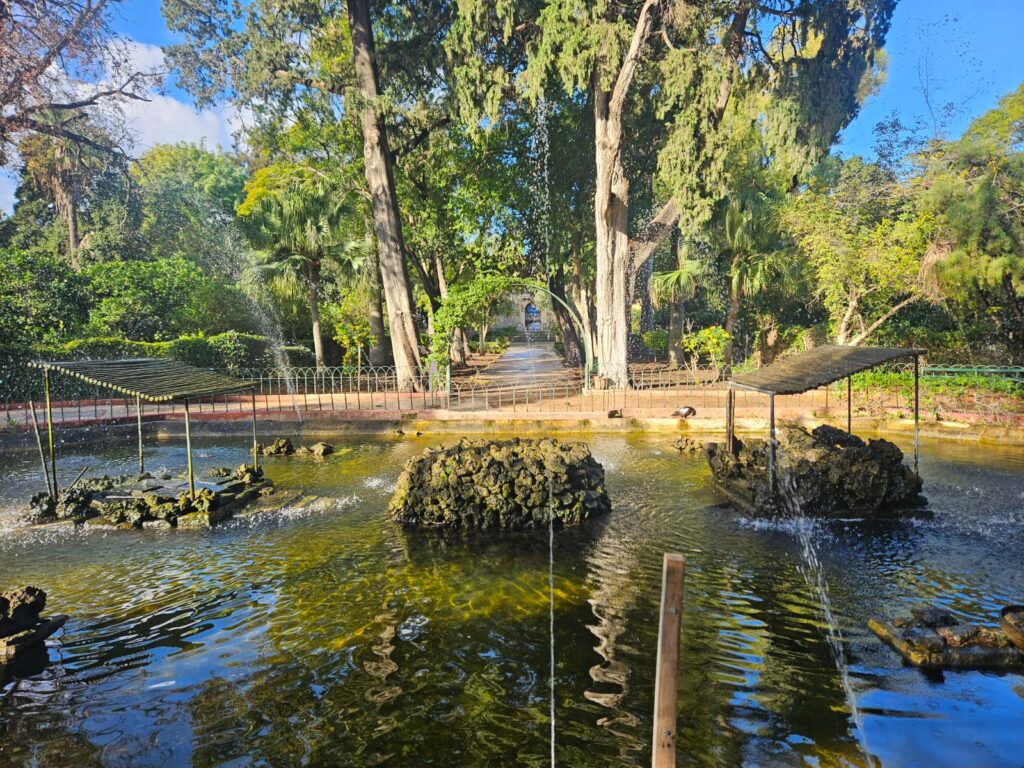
0 332 313 401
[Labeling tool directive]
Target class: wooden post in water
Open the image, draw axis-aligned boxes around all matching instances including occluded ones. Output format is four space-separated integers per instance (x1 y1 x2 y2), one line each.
183 398 195 498
136 395 145 475
652 553 685 768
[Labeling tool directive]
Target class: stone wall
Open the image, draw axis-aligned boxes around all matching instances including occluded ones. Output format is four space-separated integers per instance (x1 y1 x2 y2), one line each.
388 438 610 531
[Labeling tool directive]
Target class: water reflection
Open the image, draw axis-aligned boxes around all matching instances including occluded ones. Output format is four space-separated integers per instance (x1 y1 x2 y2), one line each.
0 434 1021 766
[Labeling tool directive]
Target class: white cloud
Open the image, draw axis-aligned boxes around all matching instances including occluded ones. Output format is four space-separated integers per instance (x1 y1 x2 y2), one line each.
121 39 167 73
122 93 240 152
0 38 242 214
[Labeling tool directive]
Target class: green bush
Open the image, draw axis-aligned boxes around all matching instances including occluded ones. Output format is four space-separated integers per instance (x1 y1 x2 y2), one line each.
642 329 669 355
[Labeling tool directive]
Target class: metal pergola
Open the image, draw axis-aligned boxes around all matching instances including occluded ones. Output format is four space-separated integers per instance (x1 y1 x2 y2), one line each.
29 358 260 499
726 345 924 491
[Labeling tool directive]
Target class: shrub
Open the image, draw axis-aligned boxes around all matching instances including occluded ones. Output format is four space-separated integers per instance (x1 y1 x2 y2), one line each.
643 329 669 355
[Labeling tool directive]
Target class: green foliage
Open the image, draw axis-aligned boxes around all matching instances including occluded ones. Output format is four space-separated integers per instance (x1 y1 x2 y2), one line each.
0 249 89 346
430 275 536 363
82 258 256 341
782 157 930 344
642 329 669 354
133 143 248 265
680 326 731 369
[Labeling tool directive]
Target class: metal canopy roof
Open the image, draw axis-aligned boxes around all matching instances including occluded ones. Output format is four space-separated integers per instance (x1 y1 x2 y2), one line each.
31 358 253 402
730 345 923 395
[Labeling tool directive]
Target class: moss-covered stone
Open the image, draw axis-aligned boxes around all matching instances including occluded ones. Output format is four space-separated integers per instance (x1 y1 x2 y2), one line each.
389 438 611 532
707 425 927 516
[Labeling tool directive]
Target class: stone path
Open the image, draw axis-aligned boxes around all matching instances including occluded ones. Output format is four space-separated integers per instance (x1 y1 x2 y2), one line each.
475 340 571 385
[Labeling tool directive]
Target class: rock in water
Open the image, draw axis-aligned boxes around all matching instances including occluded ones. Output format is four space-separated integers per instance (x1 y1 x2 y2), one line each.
260 437 295 456
0 587 46 637
707 425 926 516
388 438 611 531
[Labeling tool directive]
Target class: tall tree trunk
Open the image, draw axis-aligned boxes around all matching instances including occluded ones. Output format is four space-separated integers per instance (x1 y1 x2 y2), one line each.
570 250 597 368
593 81 631 387
347 0 421 390
548 265 584 367
639 254 654 333
667 228 686 367
433 253 467 367
308 259 325 370
365 220 388 366
56 183 80 268
591 0 661 388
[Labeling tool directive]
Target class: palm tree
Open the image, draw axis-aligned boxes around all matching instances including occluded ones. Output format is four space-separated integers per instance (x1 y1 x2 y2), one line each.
718 196 799 365
652 229 706 367
18 116 109 267
239 164 362 369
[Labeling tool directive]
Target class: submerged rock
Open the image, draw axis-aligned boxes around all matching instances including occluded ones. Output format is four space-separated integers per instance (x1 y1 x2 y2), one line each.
260 437 295 456
295 441 333 457
706 425 926 517
389 437 611 532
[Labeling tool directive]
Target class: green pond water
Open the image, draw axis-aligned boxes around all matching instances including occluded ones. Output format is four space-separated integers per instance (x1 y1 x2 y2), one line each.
0 432 1023 767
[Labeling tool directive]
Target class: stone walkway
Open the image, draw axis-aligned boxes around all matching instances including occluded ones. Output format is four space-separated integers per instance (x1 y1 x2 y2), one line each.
474 341 571 385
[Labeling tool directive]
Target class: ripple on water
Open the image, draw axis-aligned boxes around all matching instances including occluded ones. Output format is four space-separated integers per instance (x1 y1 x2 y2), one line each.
0 435 1022 767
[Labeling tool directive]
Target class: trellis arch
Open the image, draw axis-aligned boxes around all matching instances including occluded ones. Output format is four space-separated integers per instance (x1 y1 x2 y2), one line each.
430 275 593 387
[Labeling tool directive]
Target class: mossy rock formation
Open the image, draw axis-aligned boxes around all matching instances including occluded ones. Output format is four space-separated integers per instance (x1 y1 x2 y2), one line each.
389 438 611 531
707 425 926 517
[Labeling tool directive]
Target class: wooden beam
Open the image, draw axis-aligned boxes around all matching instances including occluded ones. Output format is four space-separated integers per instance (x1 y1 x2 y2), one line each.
652 553 685 768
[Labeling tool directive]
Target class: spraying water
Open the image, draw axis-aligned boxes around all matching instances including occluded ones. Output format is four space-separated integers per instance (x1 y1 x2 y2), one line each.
534 95 556 767
185 188 303 423
777 475 872 763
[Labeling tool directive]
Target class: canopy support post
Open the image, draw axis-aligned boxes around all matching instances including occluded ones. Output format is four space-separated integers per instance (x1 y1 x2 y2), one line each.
136 395 145 475
43 369 58 497
846 376 852 434
768 393 776 495
251 388 260 472
29 399 53 498
184 398 195 498
913 355 920 474
726 388 735 454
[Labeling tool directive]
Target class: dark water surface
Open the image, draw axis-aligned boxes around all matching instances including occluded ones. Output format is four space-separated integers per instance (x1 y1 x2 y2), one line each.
0 433 1022 767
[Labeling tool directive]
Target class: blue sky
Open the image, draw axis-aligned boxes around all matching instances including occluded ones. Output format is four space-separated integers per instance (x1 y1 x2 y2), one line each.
2 0 1023 214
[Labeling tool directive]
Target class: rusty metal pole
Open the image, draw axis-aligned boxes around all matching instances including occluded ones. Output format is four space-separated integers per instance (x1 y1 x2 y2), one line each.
846 376 852 434
768 394 776 495
136 395 145 475
913 355 920 474
251 388 260 472
726 388 735 454
183 398 195 498
652 553 685 768
43 369 58 497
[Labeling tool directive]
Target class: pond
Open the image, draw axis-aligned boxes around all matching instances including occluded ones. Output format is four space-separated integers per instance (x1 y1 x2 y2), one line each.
1 432 1023 766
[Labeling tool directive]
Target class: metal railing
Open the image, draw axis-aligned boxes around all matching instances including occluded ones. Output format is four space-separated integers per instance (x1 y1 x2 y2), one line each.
2 360 1022 428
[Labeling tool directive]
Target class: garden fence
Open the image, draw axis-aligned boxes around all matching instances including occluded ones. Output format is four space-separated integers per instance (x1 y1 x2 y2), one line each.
2 362 1022 428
